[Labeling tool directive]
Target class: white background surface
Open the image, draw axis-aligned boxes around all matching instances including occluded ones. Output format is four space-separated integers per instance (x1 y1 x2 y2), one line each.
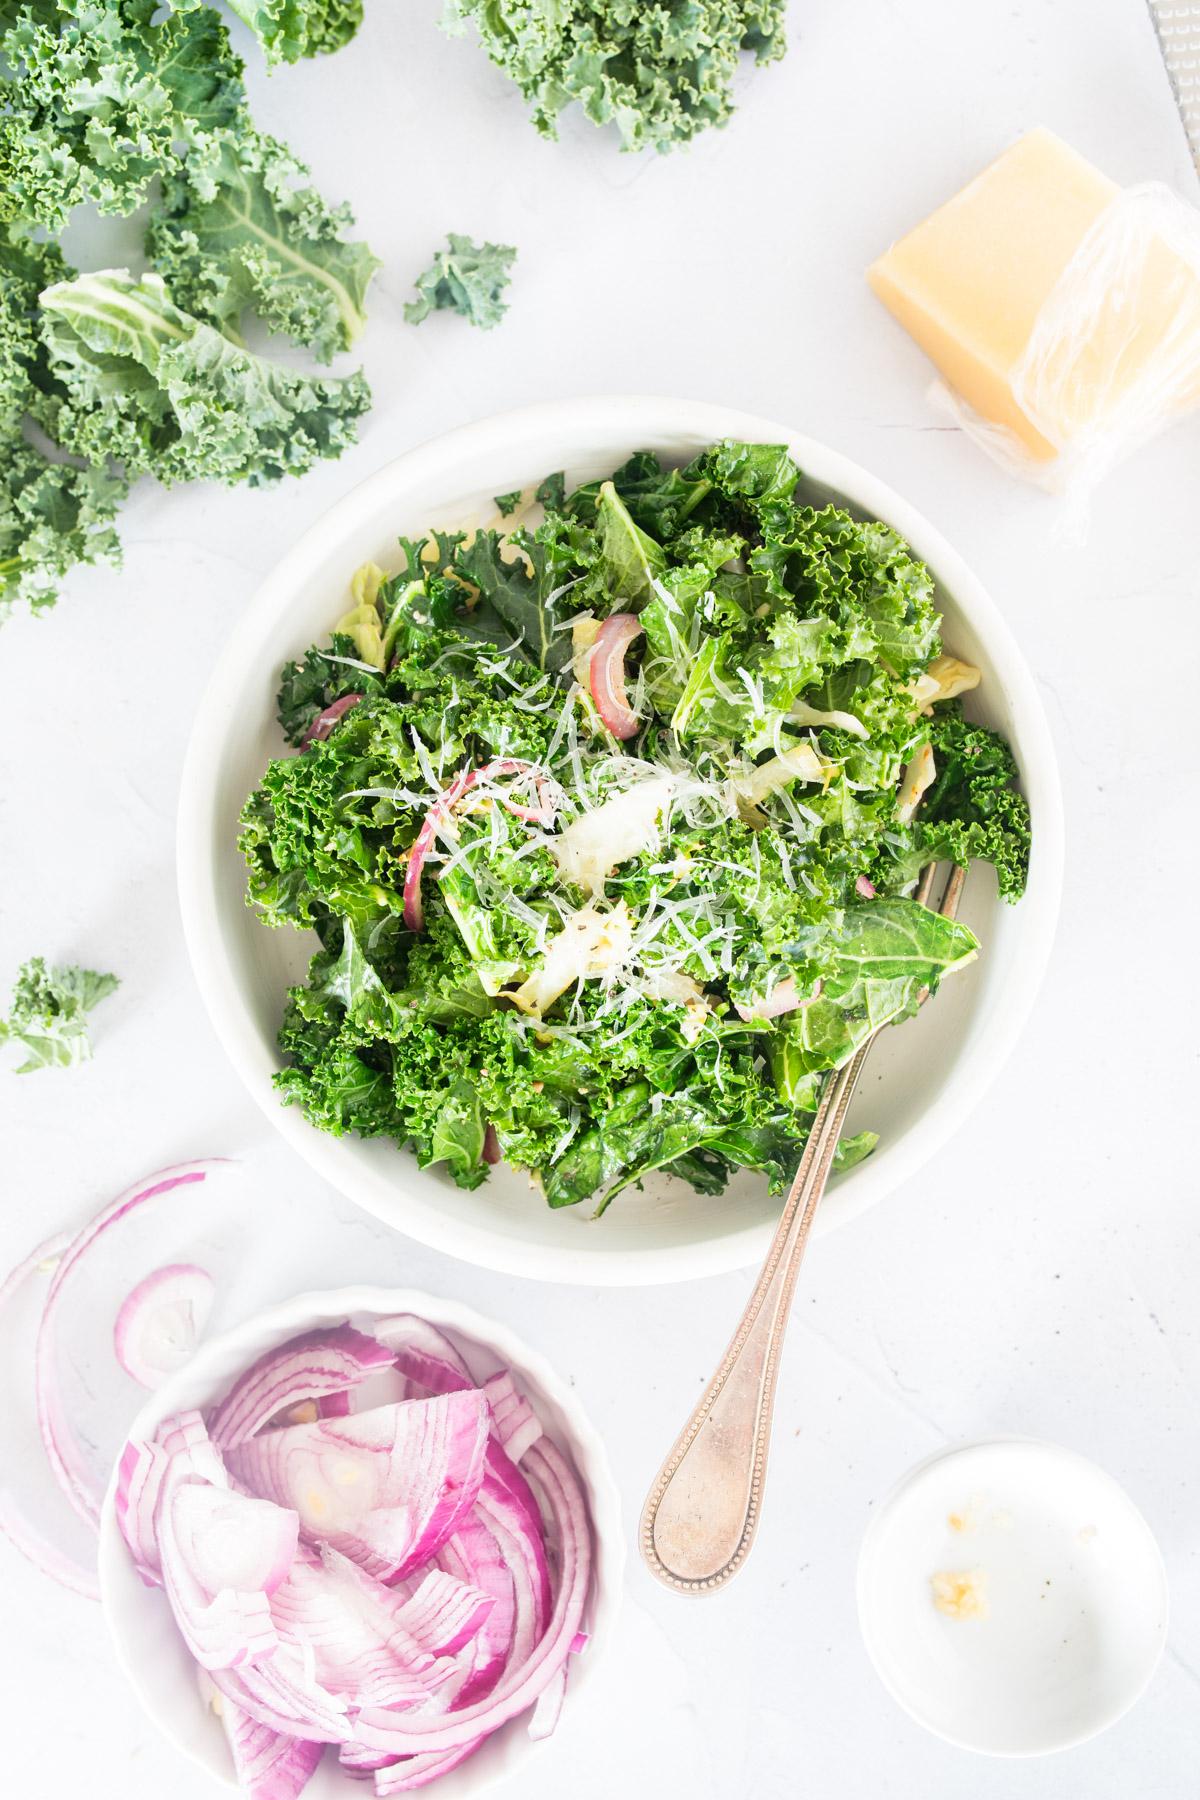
1 1 1198 1795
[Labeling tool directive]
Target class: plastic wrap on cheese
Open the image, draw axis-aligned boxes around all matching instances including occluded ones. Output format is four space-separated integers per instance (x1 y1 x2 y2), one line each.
870 131 1200 519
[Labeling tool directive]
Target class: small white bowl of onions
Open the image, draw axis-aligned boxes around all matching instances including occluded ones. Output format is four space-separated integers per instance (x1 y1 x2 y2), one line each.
97 1286 623 1800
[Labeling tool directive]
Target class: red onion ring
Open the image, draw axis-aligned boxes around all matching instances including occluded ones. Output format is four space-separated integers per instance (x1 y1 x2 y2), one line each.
301 693 362 748
113 1262 216 1390
352 1437 590 1756
587 613 643 740
0 1231 100 1599
35 1160 228 1530
403 759 557 934
855 874 877 898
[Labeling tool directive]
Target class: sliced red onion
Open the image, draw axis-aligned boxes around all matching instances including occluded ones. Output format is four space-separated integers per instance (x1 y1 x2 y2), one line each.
268 1554 457 1710
526 1663 568 1741
0 1499 100 1601
402 822 437 933
301 693 362 749
588 613 643 740
373 1743 485 1794
855 874 877 898
208 1326 395 1451
155 1428 281 1671
733 975 823 1023
372 1315 473 1398
115 1435 171 1584
36 1160 225 1530
433 1513 517 1710
339 1740 395 1774
480 1370 542 1465
392 1566 496 1658
209 1654 354 1745
170 1484 299 1599
116 1316 594 1789
202 1674 324 1800
224 1393 489 1582
377 1330 546 1579
474 1471 550 1649
114 1263 215 1390
352 1439 589 1756
402 759 554 933
0 1231 100 1599
482 1124 501 1166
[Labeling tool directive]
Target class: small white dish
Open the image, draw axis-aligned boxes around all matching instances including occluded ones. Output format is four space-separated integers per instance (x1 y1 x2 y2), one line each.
856 1437 1169 1757
98 1285 624 1799
178 394 1063 1285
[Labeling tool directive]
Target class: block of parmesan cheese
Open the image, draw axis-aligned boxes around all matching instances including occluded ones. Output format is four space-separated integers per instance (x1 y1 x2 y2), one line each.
868 128 1200 466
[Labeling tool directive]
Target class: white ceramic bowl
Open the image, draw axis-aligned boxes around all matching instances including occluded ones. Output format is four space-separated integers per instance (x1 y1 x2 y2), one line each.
856 1438 1169 1756
98 1286 623 1799
178 396 1063 1285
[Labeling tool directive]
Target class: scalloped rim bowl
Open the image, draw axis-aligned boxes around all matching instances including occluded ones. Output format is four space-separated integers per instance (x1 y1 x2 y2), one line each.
98 1285 624 1799
178 396 1063 1285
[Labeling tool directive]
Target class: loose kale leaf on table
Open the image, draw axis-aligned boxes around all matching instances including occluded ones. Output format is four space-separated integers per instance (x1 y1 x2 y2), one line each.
1 956 119 1073
226 0 363 66
0 224 127 619
0 0 376 622
441 0 789 153
146 126 380 363
0 0 244 231
39 270 371 488
405 235 517 331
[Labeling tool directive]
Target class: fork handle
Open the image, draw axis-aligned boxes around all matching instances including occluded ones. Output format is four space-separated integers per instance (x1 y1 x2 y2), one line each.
639 1040 873 1592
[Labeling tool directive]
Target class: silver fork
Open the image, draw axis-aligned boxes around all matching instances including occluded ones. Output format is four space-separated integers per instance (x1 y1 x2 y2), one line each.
640 863 966 1593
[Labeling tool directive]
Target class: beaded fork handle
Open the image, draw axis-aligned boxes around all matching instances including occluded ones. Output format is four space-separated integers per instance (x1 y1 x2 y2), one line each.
639 863 964 1593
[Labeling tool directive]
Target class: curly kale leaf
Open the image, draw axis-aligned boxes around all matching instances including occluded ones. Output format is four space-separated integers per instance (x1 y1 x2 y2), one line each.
404 235 516 331
242 634 558 934
1 955 119 1072
0 442 125 619
0 224 65 431
39 269 370 487
145 125 378 361
275 631 377 745
0 0 244 231
442 0 788 153
750 504 941 681
450 516 593 670
226 0 362 65
901 708 1033 901
0 226 125 617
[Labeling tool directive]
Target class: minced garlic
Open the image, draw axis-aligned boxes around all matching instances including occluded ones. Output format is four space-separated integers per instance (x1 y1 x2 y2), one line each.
930 1567 989 1620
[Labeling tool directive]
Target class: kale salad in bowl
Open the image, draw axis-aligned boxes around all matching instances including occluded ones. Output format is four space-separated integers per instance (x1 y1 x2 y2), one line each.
179 399 1062 1283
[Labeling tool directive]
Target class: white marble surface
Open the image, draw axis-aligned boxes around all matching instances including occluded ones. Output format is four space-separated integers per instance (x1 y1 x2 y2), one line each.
2 1 1199 1794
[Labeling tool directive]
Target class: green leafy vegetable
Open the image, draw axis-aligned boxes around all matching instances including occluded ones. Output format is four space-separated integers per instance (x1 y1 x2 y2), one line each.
226 0 363 65
145 126 379 362
39 270 370 487
405 235 517 330
493 490 523 516
0 0 243 231
441 0 788 153
0 223 127 619
0 0 376 621
241 440 1030 1213
774 901 977 1081
901 709 1032 902
0 955 118 1072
